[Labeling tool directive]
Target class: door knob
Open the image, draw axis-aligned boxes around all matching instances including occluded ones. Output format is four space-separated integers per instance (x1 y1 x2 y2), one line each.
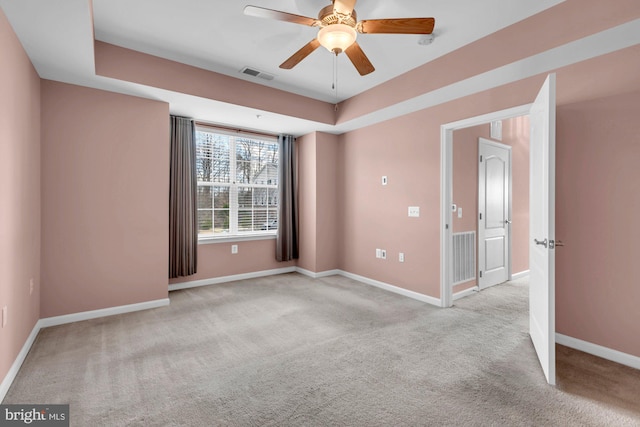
534 238 548 248
505 219 512 224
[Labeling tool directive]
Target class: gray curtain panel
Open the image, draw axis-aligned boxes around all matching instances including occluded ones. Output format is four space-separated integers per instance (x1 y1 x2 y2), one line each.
276 134 299 261
169 116 198 278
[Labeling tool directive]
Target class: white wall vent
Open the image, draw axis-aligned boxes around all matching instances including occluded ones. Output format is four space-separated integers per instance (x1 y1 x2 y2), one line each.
453 231 476 284
240 67 275 81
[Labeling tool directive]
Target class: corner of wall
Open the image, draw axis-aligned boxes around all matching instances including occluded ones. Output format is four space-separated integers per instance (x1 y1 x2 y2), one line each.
0 6 42 398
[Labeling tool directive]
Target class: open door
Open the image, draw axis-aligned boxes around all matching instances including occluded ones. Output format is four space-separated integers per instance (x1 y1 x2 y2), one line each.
529 74 556 385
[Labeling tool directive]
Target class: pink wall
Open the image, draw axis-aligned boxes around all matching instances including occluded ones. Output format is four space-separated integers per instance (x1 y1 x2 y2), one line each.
297 133 317 272
296 132 318 272
40 81 170 317
296 132 340 273
452 124 488 234
0 8 41 388
506 117 530 275
556 90 640 357
168 239 295 285
314 133 340 272
452 117 530 291
338 112 439 295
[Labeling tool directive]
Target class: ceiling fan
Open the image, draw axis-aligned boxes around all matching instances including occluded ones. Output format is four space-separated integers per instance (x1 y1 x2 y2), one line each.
244 0 435 76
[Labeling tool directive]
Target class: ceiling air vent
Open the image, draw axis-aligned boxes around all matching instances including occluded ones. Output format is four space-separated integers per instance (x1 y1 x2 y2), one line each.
240 67 274 81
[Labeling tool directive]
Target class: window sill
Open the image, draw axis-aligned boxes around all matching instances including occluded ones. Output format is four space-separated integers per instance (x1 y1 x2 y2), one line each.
198 234 277 245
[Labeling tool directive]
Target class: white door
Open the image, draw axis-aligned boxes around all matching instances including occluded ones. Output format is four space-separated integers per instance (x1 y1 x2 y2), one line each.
478 138 511 289
529 74 556 385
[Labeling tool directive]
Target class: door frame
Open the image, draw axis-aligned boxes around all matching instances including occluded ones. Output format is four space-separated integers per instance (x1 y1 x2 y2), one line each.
478 138 512 290
440 104 531 308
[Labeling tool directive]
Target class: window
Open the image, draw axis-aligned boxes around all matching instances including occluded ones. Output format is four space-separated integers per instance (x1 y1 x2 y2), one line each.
196 126 279 239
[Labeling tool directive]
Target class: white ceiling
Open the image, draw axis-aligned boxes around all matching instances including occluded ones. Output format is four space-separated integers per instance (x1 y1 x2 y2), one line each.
1 0 566 135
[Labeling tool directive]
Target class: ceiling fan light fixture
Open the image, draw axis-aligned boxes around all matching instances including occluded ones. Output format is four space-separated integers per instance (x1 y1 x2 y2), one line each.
317 24 357 54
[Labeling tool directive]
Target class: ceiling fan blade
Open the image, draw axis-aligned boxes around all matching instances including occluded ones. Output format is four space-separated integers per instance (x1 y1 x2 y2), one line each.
358 18 435 34
344 42 375 76
280 39 321 69
244 6 318 26
333 0 357 16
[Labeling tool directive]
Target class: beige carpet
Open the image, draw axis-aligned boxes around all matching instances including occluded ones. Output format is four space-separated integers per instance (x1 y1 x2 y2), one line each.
3 273 640 426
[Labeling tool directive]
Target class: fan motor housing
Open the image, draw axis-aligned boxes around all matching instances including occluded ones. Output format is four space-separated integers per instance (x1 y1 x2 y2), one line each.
318 5 357 27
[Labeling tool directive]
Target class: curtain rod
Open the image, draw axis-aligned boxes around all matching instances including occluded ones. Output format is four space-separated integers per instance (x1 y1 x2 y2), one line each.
195 121 279 140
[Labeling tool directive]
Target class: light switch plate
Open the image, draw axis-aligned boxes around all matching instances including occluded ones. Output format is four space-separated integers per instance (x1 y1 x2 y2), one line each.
382 176 388 186
408 206 420 217
231 244 238 254
458 207 463 218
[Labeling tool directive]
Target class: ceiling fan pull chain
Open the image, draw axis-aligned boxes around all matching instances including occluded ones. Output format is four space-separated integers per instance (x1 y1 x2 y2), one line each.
334 52 339 110
332 52 336 91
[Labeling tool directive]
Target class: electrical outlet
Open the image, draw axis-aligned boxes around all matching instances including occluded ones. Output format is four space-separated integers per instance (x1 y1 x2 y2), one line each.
231 244 238 254
381 249 387 260
2 306 7 328
408 206 420 217
376 248 382 258
399 253 405 263
30 278 34 295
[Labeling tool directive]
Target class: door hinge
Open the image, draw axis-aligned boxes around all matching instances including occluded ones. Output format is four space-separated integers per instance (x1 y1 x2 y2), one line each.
479 213 482 220
480 155 483 162
479 271 483 278
445 224 449 229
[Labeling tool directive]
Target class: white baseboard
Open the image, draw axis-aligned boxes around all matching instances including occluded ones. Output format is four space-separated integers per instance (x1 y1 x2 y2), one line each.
39 298 170 328
556 333 640 370
510 270 530 281
169 267 296 291
296 267 441 307
0 322 40 403
295 267 341 279
453 286 478 301
338 270 441 307
170 267 441 307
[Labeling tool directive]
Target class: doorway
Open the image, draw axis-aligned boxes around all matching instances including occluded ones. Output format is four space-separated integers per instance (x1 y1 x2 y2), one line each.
441 104 531 308
447 115 529 301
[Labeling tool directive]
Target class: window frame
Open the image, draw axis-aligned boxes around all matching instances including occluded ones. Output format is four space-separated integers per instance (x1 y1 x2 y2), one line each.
195 125 280 243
